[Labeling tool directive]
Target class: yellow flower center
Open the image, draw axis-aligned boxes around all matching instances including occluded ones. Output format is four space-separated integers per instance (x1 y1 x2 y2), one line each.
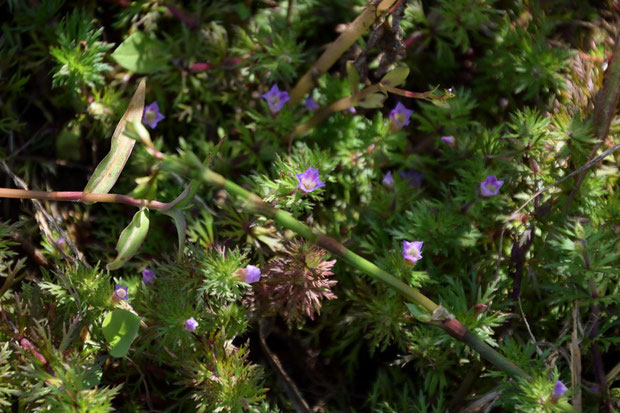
395 113 407 124
144 110 156 124
302 177 315 190
406 246 420 258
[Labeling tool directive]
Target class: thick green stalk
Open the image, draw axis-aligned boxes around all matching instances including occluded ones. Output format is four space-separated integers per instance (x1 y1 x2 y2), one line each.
198 168 533 377
202 168 437 311
289 0 397 104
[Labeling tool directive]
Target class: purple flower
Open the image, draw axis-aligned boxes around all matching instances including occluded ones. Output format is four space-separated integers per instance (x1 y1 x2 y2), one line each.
346 107 356 114
296 167 325 193
479 175 504 197
399 170 424 187
142 268 156 284
262 84 290 114
382 171 394 188
56 236 66 248
305 97 319 111
553 380 568 397
441 135 455 146
245 265 261 283
114 285 129 300
184 317 199 332
142 102 165 129
402 241 423 263
389 102 413 127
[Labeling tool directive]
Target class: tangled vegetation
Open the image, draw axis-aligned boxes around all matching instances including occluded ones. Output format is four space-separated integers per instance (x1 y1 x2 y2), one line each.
0 1 619 412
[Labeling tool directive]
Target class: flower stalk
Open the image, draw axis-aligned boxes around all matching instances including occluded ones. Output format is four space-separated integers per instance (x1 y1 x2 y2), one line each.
199 168 528 371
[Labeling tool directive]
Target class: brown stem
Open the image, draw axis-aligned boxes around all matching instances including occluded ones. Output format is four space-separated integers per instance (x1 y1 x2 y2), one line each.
289 0 397 104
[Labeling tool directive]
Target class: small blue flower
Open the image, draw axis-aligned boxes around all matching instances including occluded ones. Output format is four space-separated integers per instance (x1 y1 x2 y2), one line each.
142 268 155 284
441 136 455 146
553 380 568 397
262 84 290 114
402 241 423 263
142 102 165 129
185 317 199 331
245 265 261 283
399 170 424 187
296 167 325 193
479 175 504 197
382 171 394 188
389 102 413 127
114 284 129 300
305 97 319 111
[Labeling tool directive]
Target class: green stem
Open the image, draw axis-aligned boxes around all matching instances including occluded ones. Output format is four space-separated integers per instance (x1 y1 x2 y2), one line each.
198 168 536 379
289 0 397 104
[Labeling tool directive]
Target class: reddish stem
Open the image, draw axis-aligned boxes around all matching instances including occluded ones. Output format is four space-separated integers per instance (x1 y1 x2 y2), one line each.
0 188 168 210
166 4 199 29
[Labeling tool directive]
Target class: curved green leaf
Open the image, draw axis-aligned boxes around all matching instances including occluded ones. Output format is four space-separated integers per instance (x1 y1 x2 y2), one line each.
102 309 141 358
83 79 146 195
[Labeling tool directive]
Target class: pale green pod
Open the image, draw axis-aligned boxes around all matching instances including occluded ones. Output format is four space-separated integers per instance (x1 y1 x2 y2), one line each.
107 208 150 270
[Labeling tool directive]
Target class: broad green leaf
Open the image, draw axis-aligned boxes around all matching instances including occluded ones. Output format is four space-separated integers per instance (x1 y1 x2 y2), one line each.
111 32 170 74
102 309 141 358
381 67 410 87
83 79 146 195
107 208 150 270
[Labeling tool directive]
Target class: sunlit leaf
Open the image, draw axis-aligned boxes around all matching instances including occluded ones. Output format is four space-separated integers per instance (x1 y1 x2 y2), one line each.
102 309 141 358
111 32 170 74
83 79 146 195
